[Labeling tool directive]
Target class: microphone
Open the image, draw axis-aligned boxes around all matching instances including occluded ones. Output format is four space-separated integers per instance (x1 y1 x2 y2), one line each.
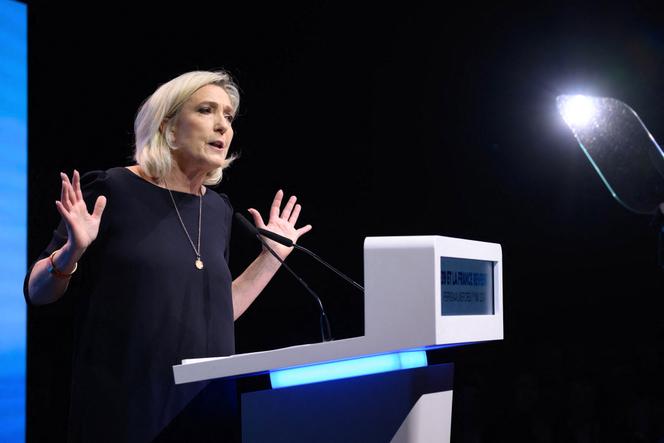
256 227 364 293
234 213 332 342
256 227 294 247
234 211 261 236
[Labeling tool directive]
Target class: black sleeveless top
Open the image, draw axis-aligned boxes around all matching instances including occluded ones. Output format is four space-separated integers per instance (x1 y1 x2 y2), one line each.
25 167 235 442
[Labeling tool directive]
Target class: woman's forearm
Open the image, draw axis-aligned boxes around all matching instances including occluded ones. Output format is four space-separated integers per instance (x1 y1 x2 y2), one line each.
27 243 84 306
231 250 282 320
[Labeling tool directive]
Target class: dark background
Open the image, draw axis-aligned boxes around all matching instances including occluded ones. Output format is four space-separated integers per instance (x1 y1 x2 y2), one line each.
25 2 664 441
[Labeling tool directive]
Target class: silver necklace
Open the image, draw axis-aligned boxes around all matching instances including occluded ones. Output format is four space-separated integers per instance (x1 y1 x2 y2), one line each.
165 180 204 270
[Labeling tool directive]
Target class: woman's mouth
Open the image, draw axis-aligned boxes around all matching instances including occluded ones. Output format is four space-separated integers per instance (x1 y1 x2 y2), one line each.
208 141 225 151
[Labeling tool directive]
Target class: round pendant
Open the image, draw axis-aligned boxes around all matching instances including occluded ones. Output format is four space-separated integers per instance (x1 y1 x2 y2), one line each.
195 259 204 270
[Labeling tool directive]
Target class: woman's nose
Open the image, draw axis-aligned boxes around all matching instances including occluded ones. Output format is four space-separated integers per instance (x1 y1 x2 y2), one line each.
215 115 230 133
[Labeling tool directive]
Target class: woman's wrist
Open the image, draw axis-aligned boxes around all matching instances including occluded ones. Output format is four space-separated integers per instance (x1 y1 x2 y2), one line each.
48 251 77 279
53 243 86 275
259 248 286 269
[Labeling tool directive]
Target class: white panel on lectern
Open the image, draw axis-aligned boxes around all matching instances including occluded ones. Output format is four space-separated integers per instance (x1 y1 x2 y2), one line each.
364 236 503 349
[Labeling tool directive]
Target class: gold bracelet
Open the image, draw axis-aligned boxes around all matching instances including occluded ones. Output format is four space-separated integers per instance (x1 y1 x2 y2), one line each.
48 251 78 279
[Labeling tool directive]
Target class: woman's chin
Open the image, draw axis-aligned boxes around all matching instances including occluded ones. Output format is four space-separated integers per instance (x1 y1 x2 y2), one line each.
205 148 227 164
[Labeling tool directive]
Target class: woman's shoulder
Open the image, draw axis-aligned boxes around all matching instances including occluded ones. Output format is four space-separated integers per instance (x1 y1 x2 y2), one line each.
79 166 143 191
79 166 128 183
207 189 234 213
214 191 232 206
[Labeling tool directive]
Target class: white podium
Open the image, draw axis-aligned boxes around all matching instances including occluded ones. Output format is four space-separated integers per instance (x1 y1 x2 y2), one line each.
172 236 503 442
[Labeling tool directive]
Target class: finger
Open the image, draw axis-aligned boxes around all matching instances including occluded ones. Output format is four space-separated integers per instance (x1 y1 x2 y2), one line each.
65 180 76 208
269 190 284 221
60 179 73 211
55 200 73 226
289 203 301 225
61 173 75 208
295 225 312 240
280 195 297 220
296 224 313 237
92 195 107 219
73 169 84 201
247 208 266 229
60 177 67 210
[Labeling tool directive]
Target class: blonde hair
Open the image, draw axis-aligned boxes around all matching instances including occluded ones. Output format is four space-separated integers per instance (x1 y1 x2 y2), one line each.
134 70 240 186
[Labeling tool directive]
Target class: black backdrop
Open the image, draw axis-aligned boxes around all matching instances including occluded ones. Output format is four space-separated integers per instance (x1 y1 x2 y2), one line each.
26 2 664 442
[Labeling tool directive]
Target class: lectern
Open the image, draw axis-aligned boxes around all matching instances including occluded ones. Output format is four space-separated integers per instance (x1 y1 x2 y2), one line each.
173 236 503 442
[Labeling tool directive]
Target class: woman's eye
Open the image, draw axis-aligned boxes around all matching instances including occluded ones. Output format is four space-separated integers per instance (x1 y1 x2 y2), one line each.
199 107 212 114
225 114 235 123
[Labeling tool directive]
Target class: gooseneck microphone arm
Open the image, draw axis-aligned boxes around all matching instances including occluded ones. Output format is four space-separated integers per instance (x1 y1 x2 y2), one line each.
256 228 364 293
234 213 332 342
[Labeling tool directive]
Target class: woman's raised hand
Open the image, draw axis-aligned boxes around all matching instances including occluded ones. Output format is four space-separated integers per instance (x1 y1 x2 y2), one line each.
247 190 312 260
55 170 107 252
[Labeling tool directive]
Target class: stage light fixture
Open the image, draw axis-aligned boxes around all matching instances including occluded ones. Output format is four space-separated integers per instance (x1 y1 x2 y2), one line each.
557 94 596 129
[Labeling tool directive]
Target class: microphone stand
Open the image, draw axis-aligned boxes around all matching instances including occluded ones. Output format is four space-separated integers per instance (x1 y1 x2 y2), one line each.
235 213 333 342
261 239 333 342
257 227 364 293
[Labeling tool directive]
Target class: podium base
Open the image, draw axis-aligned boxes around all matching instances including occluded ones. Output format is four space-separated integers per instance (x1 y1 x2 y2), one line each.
242 363 454 443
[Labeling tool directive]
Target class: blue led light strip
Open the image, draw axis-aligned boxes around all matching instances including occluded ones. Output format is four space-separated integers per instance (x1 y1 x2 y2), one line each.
269 351 428 389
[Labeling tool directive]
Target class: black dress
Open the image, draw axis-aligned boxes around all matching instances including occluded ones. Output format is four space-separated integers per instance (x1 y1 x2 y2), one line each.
25 167 236 442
